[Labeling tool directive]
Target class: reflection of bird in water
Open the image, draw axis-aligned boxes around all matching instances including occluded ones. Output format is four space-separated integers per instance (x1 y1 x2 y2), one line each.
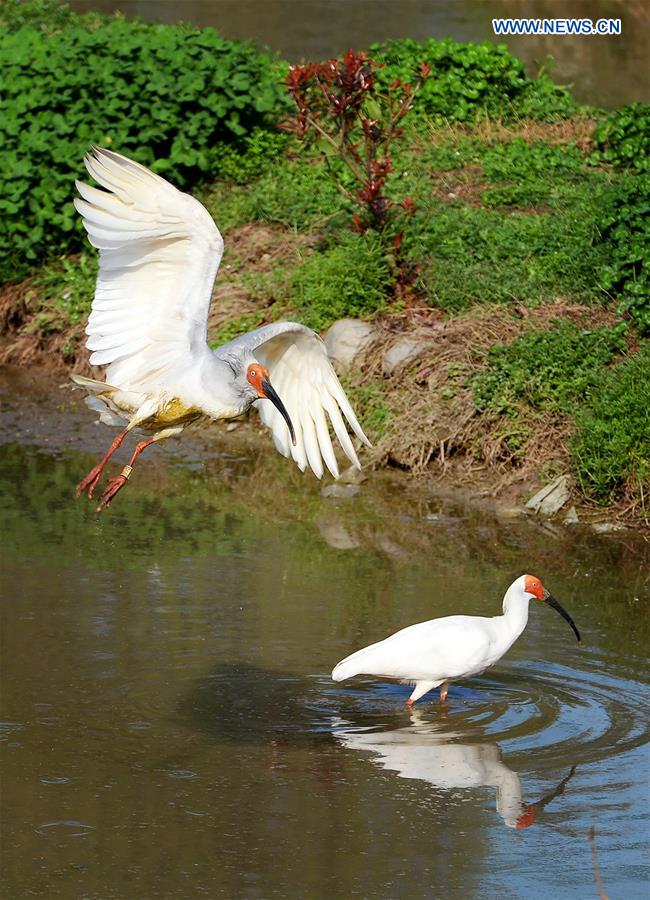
334 712 577 829
333 574 581 705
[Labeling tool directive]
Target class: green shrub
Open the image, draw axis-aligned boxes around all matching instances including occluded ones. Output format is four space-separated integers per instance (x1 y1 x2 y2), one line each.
591 103 650 173
250 159 347 230
473 321 627 414
0 0 78 29
0 10 285 280
481 139 587 207
202 155 346 234
212 128 290 185
483 139 584 179
291 232 392 329
597 175 650 334
370 37 575 123
404 202 606 311
572 345 650 503
259 231 392 331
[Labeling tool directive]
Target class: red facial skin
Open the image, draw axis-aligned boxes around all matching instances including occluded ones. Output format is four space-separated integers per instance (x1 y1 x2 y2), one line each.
524 574 544 600
515 804 539 829
247 364 271 398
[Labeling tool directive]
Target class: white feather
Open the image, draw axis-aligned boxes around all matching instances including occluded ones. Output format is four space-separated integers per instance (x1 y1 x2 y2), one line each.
75 147 224 390
217 323 371 478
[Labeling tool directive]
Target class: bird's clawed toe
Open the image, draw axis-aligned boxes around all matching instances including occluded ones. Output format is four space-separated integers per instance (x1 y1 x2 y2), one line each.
76 465 104 499
96 475 128 512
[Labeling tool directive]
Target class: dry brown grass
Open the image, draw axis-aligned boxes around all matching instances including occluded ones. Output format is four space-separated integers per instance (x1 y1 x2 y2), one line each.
0 277 91 374
207 223 312 338
353 301 622 502
421 114 598 153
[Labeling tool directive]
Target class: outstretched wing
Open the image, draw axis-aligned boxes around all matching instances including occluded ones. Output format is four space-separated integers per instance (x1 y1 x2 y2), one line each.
74 147 224 390
215 323 371 478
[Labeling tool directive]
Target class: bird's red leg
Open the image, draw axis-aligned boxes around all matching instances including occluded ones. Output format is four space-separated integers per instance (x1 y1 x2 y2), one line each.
95 436 157 513
405 698 414 709
76 427 129 499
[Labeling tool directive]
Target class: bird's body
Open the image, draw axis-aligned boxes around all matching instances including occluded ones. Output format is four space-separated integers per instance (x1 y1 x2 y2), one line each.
332 574 581 704
72 148 370 509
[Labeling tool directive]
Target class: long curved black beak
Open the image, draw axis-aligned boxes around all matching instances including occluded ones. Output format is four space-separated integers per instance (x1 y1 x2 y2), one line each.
543 590 581 643
261 377 296 446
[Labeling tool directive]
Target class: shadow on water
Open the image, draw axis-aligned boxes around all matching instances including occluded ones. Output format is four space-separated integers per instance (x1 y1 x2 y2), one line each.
181 662 336 745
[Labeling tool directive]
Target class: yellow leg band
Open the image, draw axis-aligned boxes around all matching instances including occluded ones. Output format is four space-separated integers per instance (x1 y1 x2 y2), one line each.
120 465 133 480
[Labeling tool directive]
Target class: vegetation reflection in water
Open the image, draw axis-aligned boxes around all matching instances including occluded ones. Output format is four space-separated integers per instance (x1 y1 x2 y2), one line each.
0 442 648 898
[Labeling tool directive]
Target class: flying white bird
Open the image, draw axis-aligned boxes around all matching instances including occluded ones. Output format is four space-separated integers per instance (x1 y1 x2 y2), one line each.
332 574 581 705
71 148 370 511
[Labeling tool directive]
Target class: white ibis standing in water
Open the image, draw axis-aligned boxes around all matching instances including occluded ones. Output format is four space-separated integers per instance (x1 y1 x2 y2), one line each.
332 574 581 705
71 148 370 511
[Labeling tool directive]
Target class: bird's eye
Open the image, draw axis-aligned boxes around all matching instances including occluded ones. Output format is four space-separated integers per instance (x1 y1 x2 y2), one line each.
250 369 257 378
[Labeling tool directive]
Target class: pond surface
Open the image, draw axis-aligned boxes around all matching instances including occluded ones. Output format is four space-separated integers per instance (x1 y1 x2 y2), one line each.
68 0 650 108
0 369 648 898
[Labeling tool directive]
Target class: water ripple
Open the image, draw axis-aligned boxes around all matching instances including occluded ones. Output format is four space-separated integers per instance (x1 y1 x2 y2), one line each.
322 658 649 770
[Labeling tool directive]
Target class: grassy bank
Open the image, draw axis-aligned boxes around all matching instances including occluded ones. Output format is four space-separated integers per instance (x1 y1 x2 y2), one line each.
1 0 648 524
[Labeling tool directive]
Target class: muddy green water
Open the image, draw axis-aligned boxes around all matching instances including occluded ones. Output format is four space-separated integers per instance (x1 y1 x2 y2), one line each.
0 371 648 898
68 0 650 108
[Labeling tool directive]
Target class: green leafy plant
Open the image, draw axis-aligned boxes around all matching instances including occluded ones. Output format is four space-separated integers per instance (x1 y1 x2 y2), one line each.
591 103 650 173
203 156 346 234
572 344 650 504
0 0 78 29
481 139 586 208
473 321 627 415
597 175 650 334
212 128 290 185
340 377 391 441
288 231 392 328
0 7 286 280
250 231 392 331
404 201 607 311
370 38 576 123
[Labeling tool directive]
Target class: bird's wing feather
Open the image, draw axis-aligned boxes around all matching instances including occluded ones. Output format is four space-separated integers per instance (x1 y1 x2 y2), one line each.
74 147 224 389
215 322 371 477
332 616 494 683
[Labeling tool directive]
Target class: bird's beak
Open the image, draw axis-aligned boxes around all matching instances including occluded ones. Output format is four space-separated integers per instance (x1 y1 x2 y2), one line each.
543 590 581 643
260 377 296 446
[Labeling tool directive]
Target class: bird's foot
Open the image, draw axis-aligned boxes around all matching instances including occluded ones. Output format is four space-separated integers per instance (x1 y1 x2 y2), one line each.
76 464 104 499
96 472 129 512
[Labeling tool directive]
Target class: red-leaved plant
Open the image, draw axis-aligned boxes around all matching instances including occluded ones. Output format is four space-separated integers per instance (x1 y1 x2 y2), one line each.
282 51 430 232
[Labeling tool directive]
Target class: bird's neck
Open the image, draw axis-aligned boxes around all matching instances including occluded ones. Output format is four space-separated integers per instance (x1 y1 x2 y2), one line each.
192 352 247 420
493 762 525 828
495 586 530 645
